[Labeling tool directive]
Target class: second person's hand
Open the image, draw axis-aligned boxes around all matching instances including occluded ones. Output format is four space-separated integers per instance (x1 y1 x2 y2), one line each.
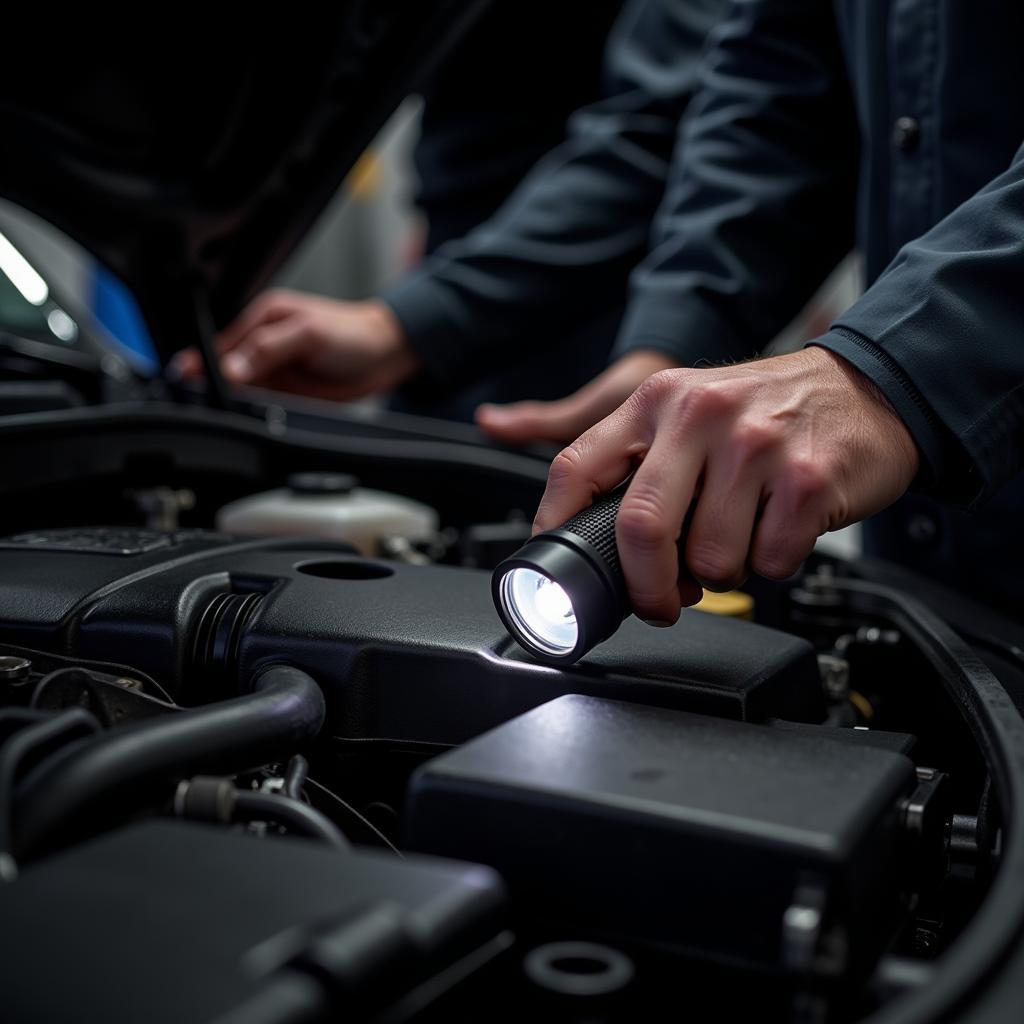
474 350 678 444
171 291 419 401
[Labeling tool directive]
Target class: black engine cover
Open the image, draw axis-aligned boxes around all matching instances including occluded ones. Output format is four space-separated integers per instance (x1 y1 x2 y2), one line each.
0 529 825 742
0 821 505 1023
405 695 917 979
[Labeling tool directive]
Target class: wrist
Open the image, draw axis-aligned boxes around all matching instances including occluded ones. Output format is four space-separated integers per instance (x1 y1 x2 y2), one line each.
804 345 920 485
364 300 419 381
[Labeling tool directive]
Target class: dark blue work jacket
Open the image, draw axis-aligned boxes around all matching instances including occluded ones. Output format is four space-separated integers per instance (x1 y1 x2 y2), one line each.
387 0 1024 612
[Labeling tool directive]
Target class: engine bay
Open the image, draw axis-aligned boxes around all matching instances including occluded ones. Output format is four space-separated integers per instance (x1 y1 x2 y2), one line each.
1 8 1023 1015
0 424 1022 1023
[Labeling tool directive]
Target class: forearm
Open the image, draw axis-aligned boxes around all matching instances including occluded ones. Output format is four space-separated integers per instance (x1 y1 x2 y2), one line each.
809 141 1024 506
382 0 725 385
613 0 859 368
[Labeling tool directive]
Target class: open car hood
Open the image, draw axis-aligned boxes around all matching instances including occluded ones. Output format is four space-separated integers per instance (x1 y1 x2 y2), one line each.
0 5 487 370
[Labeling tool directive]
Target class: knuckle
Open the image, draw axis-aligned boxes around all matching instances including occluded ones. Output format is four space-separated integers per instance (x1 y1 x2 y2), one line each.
678 380 740 423
547 446 584 486
625 575 679 612
732 419 782 462
249 330 278 357
634 368 680 406
751 560 790 581
688 380 737 415
785 455 833 506
249 291 282 319
617 493 671 553
687 542 744 588
751 554 801 581
750 536 808 580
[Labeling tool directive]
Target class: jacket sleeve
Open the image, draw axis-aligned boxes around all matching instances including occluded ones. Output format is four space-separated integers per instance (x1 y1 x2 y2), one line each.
381 0 724 386
809 140 1024 507
612 0 859 366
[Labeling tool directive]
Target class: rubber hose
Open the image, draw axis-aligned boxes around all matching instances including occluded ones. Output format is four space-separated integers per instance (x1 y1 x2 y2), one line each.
13 664 325 858
233 790 349 851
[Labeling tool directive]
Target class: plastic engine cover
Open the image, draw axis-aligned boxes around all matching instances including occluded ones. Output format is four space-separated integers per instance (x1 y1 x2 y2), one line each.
404 695 917 980
0 821 505 1024
0 532 825 740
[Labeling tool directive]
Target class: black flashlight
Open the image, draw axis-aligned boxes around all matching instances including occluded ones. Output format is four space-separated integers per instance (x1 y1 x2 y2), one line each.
492 481 633 665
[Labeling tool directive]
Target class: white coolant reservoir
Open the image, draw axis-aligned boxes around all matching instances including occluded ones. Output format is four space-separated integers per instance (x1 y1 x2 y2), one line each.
216 473 438 556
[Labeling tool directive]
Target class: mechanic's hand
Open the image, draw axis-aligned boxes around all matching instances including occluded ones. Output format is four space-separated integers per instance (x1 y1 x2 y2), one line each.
475 350 677 444
533 347 920 624
170 291 419 401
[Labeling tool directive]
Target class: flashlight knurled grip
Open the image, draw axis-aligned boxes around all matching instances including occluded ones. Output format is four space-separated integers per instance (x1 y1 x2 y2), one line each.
558 487 626 590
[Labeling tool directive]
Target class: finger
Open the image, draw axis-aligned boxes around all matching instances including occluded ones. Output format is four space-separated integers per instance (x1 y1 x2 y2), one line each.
615 430 705 625
683 451 765 593
168 347 204 379
677 573 704 609
475 397 590 445
221 319 310 385
477 355 654 446
532 406 649 534
218 290 296 352
748 460 836 580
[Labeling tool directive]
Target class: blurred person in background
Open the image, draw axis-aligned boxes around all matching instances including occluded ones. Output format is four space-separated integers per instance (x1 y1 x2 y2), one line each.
176 0 720 420
180 0 1024 617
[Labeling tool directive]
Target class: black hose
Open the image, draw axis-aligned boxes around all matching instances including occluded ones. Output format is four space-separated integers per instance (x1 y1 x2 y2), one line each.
233 790 349 851
283 754 309 800
0 707 100 881
13 664 325 859
0 708 53 737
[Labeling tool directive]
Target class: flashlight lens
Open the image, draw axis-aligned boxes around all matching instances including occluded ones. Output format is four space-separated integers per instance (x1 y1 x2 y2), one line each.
501 567 579 656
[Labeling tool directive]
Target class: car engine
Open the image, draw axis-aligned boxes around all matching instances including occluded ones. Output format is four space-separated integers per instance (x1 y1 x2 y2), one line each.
0 449 1021 1022
1 7 1022 1018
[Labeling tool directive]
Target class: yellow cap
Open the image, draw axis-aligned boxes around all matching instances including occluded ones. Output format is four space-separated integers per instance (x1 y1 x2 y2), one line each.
692 590 755 620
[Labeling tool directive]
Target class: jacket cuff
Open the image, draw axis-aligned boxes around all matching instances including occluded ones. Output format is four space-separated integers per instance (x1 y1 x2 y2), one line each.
380 271 476 384
611 294 753 367
807 328 979 506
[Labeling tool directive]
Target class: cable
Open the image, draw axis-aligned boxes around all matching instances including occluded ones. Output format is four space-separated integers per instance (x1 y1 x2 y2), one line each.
0 707 100 881
304 777 403 858
283 754 309 801
233 790 350 851
13 664 325 860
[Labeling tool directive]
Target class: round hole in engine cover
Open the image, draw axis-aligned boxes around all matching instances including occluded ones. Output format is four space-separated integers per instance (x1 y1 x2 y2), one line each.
294 559 395 581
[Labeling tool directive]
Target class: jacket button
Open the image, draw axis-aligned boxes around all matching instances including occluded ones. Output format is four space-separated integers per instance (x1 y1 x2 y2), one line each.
892 116 921 153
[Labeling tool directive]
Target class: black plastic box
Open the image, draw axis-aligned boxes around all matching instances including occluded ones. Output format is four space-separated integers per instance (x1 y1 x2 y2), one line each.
405 695 917 978
0 822 505 1023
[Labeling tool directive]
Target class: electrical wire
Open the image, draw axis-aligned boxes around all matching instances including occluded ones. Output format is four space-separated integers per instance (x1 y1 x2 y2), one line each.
304 776 403 858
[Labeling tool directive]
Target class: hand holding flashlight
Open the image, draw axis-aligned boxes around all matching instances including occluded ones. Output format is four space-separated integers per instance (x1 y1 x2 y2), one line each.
495 348 919 664
535 347 918 624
